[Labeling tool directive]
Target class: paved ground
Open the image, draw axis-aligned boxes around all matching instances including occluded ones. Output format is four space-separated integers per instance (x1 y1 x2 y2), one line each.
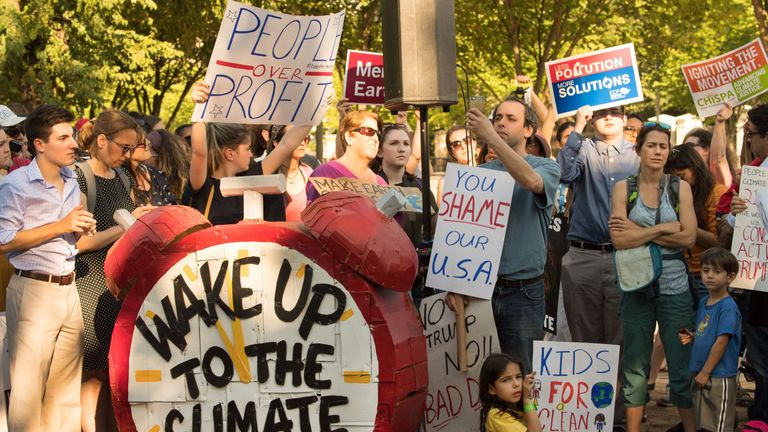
642 370 755 431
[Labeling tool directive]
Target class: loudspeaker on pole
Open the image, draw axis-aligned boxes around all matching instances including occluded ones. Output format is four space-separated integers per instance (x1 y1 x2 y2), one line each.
381 0 458 111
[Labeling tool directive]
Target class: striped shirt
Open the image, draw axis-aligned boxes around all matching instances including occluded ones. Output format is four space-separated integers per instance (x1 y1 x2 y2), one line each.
0 158 80 274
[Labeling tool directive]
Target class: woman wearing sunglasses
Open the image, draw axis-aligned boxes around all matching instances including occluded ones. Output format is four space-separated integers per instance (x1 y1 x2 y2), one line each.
609 122 698 432
75 110 155 432
306 110 387 203
187 82 311 225
124 130 178 206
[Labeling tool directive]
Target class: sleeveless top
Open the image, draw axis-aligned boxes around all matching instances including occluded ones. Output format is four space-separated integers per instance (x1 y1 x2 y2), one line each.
628 187 689 295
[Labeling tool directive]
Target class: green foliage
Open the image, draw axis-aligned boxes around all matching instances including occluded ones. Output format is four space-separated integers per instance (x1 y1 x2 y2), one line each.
0 0 764 135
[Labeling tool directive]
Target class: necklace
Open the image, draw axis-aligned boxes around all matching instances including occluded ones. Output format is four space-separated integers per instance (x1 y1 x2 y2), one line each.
287 167 304 183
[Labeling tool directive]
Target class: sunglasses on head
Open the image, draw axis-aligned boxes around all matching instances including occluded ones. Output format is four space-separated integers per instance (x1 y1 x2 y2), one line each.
643 121 672 131
352 126 379 138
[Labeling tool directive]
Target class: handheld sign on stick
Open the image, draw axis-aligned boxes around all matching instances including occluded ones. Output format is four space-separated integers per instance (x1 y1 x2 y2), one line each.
220 174 286 220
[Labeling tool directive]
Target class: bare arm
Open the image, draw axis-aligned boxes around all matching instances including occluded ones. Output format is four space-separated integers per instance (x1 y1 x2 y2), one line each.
519 75 554 145
696 227 721 249
654 180 697 249
405 111 422 175
609 181 675 249
75 204 154 253
261 125 313 175
467 108 543 193
710 103 733 187
694 334 730 387
189 82 211 192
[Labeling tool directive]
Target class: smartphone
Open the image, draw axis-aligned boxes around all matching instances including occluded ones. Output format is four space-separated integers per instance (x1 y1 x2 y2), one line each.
468 95 486 113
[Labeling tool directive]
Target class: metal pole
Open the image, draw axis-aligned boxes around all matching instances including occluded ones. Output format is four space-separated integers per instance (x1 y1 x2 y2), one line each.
419 105 432 242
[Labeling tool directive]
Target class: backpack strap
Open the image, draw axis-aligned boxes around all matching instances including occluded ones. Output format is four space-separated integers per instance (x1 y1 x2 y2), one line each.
666 174 680 217
626 175 639 216
75 161 97 213
115 167 132 197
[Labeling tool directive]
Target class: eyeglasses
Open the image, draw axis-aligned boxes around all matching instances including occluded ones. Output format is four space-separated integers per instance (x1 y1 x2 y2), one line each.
352 126 379 138
109 138 137 154
643 121 672 131
623 126 637 133
744 129 762 141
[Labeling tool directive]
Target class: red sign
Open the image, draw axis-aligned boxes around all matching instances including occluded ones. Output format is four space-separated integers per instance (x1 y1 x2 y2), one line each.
343 50 385 104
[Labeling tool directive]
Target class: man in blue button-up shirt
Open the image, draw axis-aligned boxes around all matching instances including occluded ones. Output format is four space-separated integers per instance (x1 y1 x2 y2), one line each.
556 104 639 426
0 104 96 432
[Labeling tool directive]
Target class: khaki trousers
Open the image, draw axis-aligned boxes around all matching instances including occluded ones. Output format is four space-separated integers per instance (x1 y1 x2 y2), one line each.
5 274 84 432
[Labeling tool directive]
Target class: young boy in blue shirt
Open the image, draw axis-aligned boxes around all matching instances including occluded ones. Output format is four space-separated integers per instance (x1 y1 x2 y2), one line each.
679 247 741 432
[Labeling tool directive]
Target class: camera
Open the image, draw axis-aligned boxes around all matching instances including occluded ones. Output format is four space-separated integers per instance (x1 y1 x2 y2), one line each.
9 139 23 153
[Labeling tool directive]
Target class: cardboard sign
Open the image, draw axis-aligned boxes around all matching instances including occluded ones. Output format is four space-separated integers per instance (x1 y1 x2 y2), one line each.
120 243 379 431
106 204 427 432
192 1 345 125
309 177 423 212
546 43 644 117
421 293 498 432
426 164 515 299
731 165 768 291
682 39 768 118
532 341 620 432
343 50 385 104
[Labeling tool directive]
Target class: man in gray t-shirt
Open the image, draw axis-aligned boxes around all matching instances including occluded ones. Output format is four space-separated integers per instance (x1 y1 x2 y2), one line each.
454 97 560 371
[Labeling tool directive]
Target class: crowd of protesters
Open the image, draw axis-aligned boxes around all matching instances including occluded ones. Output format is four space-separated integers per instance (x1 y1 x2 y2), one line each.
0 72 767 432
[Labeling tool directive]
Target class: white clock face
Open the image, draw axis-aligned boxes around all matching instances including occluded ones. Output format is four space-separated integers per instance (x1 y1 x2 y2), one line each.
123 242 379 431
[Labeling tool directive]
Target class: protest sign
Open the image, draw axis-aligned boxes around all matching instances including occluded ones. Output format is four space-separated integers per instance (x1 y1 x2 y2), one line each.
544 212 569 334
730 165 768 291
192 1 345 125
426 164 515 299
546 43 643 118
107 205 428 432
682 39 768 118
343 50 385 105
308 177 423 212
532 341 620 432
421 293 498 432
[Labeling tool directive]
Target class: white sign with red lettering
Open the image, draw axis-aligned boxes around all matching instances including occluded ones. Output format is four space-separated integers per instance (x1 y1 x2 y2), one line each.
731 165 768 291
343 50 385 105
426 164 515 299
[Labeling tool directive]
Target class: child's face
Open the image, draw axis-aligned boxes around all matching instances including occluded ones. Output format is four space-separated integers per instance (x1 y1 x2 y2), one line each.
701 264 736 292
489 362 523 405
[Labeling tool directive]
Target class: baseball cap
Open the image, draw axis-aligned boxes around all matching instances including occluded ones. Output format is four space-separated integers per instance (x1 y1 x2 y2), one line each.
0 105 26 128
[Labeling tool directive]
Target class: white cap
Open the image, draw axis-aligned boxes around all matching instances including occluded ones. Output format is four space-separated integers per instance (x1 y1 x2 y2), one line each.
0 105 25 128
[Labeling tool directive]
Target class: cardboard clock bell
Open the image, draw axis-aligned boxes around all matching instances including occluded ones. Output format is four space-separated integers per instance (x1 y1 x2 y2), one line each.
104 175 428 432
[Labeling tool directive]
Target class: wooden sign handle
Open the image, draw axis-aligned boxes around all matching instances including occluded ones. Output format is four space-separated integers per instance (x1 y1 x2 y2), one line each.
455 294 468 372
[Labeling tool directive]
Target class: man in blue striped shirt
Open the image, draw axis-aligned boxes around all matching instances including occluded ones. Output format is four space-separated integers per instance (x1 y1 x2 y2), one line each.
0 104 96 431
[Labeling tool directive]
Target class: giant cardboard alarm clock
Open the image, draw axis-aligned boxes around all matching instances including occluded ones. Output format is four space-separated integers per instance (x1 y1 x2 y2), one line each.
105 191 428 431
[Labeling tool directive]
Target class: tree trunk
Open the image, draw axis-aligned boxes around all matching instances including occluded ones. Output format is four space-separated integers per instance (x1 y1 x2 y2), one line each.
752 0 768 47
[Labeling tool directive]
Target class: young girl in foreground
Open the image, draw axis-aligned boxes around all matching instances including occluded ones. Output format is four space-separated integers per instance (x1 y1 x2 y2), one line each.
479 353 542 432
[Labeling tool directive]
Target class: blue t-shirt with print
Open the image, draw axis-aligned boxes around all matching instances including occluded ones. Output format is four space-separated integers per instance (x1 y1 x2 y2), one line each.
481 156 561 279
689 295 741 377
